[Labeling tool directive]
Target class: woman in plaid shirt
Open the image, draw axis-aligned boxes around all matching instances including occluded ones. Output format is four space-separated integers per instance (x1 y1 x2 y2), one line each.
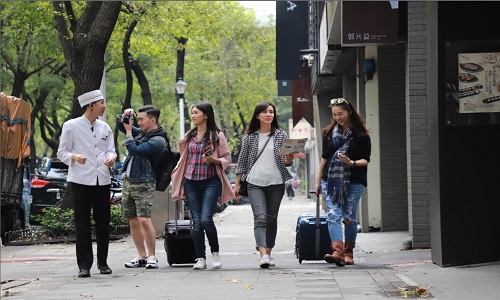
171 101 234 270
234 102 294 268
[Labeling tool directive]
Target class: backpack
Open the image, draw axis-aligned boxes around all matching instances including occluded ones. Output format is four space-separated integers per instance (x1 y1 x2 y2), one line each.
140 128 180 192
152 145 180 191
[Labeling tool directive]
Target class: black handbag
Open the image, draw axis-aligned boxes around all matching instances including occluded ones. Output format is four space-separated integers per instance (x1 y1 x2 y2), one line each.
239 180 249 197
239 136 271 197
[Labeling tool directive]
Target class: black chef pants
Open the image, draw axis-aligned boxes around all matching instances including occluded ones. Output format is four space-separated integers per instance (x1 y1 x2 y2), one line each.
72 182 111 271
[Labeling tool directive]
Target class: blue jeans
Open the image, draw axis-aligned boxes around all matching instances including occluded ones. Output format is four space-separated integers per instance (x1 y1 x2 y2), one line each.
248 183 285 249
184 176 222 259
321 180 363 243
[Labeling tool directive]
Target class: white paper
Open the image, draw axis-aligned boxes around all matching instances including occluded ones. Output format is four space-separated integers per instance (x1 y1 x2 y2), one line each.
278 138 308 155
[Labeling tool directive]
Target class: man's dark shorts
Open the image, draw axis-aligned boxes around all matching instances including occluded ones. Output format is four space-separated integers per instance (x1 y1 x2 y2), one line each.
121 180 155 218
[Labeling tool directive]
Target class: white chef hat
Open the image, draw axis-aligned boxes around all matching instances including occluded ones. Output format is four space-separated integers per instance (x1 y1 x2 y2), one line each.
78 90 104 108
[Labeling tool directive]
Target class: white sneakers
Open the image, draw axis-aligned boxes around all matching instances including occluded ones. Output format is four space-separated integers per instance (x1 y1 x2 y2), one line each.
259 254 271 268
193 258 207 270
269 257 275 267
125 255 147 268
193 253 222 270
259 255 276 268
212 252 222 269
146 256 159 269
125 255 158 269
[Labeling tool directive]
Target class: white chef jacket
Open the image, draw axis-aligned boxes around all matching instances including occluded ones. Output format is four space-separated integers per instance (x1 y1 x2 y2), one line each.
57 115 116 186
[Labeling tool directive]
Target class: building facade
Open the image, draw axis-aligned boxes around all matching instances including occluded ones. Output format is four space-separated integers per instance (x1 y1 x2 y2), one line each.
305 1 500 267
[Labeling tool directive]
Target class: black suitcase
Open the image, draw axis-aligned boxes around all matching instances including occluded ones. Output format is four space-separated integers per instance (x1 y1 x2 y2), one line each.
295 190 331 263
164 201 197 266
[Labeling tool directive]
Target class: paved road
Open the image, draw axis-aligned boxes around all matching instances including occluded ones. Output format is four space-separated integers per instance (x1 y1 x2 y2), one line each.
1 193 499 299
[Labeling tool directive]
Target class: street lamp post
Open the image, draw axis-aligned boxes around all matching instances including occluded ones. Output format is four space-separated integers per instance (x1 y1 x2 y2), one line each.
174 79 188 140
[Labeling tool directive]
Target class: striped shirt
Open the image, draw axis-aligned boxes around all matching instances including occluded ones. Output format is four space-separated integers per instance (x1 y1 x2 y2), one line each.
184 132 216 181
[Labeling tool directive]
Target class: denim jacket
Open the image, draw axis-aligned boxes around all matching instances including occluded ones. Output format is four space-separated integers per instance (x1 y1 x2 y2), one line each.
118 123 166 184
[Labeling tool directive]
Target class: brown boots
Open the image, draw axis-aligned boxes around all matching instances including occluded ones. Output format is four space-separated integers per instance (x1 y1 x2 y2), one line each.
344 242 356 265
324 241 345 266
324 241 355 266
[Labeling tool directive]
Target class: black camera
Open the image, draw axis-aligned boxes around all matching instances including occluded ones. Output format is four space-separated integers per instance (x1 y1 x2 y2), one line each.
117 114 133 124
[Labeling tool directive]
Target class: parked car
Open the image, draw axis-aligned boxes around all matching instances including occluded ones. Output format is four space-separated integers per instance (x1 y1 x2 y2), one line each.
30 158 124 222
30 157 68 221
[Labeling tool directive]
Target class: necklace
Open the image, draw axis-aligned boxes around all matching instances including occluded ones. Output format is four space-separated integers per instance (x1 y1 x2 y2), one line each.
196 130 206 141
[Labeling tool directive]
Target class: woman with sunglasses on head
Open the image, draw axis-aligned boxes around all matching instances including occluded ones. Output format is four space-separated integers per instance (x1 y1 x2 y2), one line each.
234 102 294 268
315 98 371 266
171 101 235 270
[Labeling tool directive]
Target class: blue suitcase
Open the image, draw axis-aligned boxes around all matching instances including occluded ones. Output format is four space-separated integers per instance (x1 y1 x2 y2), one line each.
295 191 331 263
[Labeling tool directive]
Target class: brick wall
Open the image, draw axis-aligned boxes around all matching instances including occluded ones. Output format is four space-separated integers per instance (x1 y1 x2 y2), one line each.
378 44 409 231
406 1 431 248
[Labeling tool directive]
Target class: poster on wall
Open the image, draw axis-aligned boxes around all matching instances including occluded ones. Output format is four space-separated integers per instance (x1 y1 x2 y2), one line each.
458 52 500 113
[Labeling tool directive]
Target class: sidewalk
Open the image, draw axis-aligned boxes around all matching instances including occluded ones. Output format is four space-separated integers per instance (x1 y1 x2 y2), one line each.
1 193 499 299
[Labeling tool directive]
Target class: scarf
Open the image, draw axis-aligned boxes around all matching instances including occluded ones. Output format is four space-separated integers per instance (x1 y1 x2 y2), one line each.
327 124 353 204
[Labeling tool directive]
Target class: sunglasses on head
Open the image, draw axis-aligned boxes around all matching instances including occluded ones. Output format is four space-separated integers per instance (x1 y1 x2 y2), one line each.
330 98 350 107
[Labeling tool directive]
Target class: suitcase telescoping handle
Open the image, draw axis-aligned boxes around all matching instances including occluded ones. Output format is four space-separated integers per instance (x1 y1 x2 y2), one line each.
310 190 321 258
309 190 321 228
174 200 193 236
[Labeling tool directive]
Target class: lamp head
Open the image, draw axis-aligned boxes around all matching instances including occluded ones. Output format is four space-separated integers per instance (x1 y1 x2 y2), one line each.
174 80 188 94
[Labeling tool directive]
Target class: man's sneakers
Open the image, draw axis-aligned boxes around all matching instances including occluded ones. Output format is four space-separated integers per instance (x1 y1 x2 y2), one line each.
212 252 222 269
146 256 159 269
193 258 207 270
125 255 159 269
125 256 147 268
259 254 271 268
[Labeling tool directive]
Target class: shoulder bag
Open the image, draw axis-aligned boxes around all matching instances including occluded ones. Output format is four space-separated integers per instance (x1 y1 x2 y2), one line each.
239 135 271 196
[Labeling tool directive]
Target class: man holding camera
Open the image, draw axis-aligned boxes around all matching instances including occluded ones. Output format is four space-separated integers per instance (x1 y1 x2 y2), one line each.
117 105 168 269
57 90 116 278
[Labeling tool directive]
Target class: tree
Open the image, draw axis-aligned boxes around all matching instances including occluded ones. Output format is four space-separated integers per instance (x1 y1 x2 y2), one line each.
51 1 121 209
0 2 59 98
0 2 70 166
52 1 121 119
3 1 281 164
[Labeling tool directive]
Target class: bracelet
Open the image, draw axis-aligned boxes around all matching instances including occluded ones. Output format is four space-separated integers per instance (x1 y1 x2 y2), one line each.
352 160 356 167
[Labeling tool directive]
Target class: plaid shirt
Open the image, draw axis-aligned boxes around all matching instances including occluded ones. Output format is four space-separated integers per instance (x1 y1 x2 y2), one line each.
184 132 215 181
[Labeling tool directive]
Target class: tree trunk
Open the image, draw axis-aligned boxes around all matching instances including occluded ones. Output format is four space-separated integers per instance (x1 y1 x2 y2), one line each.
130 59 152 106
52 1 122 209
176 37 188 82
113 17 137 163
11 71 27 98
176 37 189 130
122 19 136 112
52 1 122 119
